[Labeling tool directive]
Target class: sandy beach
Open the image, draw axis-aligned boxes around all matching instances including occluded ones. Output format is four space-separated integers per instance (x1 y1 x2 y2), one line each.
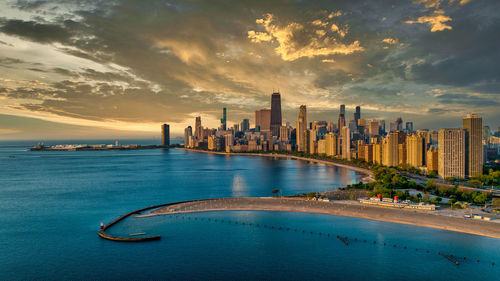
177 148 374 182
146 197 500 239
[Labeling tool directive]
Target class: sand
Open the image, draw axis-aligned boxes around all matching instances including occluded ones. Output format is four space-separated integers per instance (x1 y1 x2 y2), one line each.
146 197 500 239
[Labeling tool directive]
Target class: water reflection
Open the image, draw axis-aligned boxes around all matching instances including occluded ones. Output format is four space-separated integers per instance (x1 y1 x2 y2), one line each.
232 174 248 197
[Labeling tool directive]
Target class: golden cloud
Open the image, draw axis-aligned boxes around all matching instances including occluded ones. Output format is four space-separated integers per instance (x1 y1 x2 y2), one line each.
381 38 400 45
248 13 364 61
405 9 452 32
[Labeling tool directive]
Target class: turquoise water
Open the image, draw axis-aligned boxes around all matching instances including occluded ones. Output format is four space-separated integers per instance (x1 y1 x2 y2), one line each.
0 140 499 280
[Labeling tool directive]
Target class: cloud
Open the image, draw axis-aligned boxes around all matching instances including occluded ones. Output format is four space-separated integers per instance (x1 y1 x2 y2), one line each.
247 30 273 43
248 13 364 61
0 0 498 135
328 11 342 18
413 0 442 8
381 38 399 45
405 9 452 32
0 19 72 43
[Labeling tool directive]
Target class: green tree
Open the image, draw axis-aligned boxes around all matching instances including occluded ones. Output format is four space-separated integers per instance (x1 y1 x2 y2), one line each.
473 193 488 204
416 193 422 202
427 170 437 178
468 179 482 188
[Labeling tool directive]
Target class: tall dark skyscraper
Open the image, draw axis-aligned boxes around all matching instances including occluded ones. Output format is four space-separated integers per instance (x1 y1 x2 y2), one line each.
270 92 282 137
220 107 227 130
354 106 360 124
161 124 170 147
338 104 345 130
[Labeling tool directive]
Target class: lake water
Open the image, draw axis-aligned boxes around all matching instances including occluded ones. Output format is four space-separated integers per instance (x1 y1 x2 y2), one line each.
0 140 499 280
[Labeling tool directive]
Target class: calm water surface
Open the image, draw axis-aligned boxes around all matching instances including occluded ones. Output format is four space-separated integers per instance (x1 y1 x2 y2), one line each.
0 140 499 280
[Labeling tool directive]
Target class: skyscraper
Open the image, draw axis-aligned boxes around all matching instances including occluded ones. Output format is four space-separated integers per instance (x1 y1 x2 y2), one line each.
325 133 337 156
338 104 345 130
220 107 227 130
405 122 413 133
161 124 170 147
341 126 351 160
463 114 483 177
255 109 271 133
395 117 403 131
380 120 386 135
382 132 399 166
407 133 425 167
270 92 282 137
296 105 307 152
241 119 250 132
195 116 202 141
368 120 379 137
184 126 192 148
438 128 466 179
354 106 360 125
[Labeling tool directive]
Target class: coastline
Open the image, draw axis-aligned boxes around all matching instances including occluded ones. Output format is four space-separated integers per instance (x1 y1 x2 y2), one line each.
144 197 500 239
177 148 374 181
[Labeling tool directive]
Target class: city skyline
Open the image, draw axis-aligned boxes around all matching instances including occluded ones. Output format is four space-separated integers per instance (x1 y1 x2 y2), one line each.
0 0 499 139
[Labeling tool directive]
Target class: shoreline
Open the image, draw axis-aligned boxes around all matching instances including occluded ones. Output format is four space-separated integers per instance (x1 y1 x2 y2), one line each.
177 148 374 181
143 197 500 239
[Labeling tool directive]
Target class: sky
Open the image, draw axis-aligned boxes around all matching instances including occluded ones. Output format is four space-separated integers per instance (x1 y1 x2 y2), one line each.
0 0 499 139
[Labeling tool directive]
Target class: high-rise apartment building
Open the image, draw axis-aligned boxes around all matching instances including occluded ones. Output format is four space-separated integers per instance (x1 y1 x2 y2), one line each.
427 146 438 172
373 143 382 164
325 133 337 156
369 120 379 137
438 128 466 178
296 105 307 152
341 126 351 160
224 133 234 152
463 114 483 178
270 92 282 137
309 133 317 154
382 132 400 166
161 124 170 147
407 133 425 167
184 126 192 148
398 143 407 164
255 109 271 133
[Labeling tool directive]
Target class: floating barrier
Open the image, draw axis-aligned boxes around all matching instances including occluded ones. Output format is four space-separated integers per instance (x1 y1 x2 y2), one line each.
439 252 460 265
336 235 349 245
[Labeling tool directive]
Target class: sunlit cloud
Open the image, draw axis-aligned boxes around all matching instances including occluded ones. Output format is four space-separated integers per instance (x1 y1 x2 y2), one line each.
405 9 452 32
248 13 364 61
